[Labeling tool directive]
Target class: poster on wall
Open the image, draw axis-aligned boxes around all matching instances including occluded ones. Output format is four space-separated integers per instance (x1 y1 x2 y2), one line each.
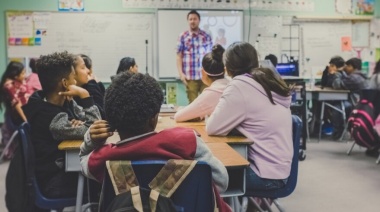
58 0 84 11
353 0 375 15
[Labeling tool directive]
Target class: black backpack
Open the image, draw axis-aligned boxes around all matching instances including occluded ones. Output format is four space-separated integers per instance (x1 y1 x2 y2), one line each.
347 99 380 148
103 160 202 212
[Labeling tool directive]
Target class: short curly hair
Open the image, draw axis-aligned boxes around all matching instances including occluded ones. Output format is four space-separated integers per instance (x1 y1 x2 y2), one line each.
36 51 74 93
105 72 163 134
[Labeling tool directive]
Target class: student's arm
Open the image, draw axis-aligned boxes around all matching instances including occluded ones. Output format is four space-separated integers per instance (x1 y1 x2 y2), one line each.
14 102 27 122
79 120 113 180
340 73 367 91
193 135 228 193
49 97 101 141
73 97 102 123
206 84 246 136
174 90 214 122
332 71 346 89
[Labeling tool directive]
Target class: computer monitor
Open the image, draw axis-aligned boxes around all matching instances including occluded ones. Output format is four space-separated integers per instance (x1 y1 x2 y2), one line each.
259 60 280 76
276 62 299 77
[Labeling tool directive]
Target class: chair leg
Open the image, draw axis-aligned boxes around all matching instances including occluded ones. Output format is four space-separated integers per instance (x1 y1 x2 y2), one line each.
241 197 248 212
273 199 285 212
347 142 356 155
0 130 19 163
318 102 325 142
262 198 273 212
339 101 347 141
376 154 380 165
248 197 265 212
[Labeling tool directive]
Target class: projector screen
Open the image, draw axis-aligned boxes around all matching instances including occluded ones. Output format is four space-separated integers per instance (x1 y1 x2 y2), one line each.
157 10 244 79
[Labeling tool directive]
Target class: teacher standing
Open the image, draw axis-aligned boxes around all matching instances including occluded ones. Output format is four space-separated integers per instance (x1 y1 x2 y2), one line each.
176 10 213 103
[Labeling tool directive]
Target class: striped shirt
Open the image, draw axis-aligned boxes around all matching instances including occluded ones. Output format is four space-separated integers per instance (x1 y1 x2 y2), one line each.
176 29 213 80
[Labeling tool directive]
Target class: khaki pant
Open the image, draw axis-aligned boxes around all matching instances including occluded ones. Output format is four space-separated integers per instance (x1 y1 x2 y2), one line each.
186 80 207 103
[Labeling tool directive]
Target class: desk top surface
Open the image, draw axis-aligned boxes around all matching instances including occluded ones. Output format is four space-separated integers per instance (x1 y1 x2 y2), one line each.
58 138 249 167
306 86 350 93
58 116 251 167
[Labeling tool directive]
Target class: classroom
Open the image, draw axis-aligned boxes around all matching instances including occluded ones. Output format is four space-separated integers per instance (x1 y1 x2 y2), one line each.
0 0 380 211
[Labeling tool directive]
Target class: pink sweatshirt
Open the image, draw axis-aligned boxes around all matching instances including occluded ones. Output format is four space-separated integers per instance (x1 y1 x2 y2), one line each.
174 78 229 122
206 75 293 179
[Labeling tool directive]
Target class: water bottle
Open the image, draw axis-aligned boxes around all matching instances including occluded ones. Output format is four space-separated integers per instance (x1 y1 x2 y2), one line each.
310 74 315 90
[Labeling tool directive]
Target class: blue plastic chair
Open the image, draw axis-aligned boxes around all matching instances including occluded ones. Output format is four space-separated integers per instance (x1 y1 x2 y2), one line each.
242 115 302 212
99 160 215 212
18 122 76 211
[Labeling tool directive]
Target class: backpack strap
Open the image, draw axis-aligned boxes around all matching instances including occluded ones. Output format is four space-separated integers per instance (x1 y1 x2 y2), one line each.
106 160 139 195
106 160 143 211
148 159 197 211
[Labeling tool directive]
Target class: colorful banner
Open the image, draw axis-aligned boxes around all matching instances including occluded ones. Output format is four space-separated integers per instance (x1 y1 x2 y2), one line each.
353 0 375 15
58 0 84 12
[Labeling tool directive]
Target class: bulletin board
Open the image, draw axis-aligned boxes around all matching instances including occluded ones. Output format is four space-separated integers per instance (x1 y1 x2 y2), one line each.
301 22 355 78
6 11 154 82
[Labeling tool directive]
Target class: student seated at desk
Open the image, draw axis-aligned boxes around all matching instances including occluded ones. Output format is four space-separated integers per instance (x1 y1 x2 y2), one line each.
72 54 106 118
174 44 229 122
0 61 29 158
206 42 293 192
79 72 231 212
22 51 101 199
316 56 347 138
110 57 139 81
331 58 368 139
320 56 345 88
332 58 368 93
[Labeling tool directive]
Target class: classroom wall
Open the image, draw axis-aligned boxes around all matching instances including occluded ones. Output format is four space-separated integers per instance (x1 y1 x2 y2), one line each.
0 0 378 122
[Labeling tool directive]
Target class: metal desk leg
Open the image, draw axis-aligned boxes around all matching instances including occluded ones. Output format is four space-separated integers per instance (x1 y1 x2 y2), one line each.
319 101 325 142
75 173 85 212
339 101 347 141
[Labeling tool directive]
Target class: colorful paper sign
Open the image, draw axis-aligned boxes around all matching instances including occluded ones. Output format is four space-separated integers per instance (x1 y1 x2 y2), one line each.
341 36 352 51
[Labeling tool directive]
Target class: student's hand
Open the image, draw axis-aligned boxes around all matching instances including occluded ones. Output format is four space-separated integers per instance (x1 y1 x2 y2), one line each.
59 85 90 99
70 119 84 128
89 120 114 144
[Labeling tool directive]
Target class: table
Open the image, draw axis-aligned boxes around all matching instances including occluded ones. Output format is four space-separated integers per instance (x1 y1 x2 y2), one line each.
59 117 251 211
296 86 350 141
156 116 252 158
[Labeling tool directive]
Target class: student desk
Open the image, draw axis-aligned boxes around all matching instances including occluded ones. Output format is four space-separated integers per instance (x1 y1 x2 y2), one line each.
156 116 253 159
296 86 350 141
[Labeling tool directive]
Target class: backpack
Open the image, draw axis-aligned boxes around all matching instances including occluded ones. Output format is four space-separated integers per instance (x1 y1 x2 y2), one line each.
347 99 380 148
103 159 215 212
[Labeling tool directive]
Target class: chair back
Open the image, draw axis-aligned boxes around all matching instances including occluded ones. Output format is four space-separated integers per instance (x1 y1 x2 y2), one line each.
18 122 76 210
245 115 301 198
100 160 214 212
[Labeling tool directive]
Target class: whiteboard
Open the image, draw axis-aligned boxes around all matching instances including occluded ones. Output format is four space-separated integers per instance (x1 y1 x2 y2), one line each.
157 10 243 79
352 21 370 47
244 15 283 60
7 12 153 82
301 22 354 78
